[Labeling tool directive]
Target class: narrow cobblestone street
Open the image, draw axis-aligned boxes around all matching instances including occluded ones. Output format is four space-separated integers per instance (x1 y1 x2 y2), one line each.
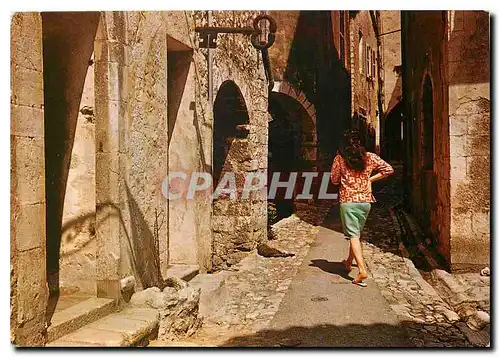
152 165 487 347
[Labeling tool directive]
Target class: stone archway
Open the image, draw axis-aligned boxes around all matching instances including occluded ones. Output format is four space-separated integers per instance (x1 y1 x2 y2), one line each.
211 81 254 270
268 85 317 220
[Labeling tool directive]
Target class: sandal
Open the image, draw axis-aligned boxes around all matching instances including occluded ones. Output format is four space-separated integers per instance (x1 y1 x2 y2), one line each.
352 280 367 287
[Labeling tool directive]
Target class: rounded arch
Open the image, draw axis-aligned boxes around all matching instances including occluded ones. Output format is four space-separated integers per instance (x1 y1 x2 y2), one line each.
213 80 250 185
271 81 317 126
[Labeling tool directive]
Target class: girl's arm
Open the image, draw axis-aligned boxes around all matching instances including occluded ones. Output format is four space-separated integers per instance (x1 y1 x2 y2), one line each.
331 155 341 185
369 154 394 182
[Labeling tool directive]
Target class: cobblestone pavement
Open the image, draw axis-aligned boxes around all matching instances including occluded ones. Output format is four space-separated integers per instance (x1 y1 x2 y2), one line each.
153 165 487 347
153 201 331 346
362 167 477 347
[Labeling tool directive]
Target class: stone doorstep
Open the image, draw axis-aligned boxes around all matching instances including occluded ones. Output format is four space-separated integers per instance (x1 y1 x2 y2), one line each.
188 272 229 317
166 265 200 282
47 308 159 347
47 297 117 343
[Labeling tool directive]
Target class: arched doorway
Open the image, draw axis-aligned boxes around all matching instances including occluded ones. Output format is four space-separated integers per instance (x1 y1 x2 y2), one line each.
268 91 317 220
213 81 251 186
384 101 404 161
421 74 436 231
211 81 253 270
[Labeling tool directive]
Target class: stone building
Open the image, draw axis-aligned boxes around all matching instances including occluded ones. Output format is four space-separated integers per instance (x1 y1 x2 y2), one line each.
266 10 351 215
348 11 381 153
379 11 403 160
11 10 269 345
401 11 490 271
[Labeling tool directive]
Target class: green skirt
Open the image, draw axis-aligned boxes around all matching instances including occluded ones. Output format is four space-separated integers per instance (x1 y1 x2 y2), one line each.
340 202 371 238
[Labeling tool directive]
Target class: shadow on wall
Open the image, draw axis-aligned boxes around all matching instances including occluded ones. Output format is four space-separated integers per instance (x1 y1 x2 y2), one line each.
41 12 100 295
217 322 414 347
283 10 351 172
49 186 164 289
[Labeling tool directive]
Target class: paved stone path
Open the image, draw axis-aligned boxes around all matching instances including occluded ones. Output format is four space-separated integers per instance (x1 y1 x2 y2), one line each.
152 166 482 347
151 202 331 346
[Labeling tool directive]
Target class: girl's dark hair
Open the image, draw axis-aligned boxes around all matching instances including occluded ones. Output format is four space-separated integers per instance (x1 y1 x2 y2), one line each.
339 129 367 171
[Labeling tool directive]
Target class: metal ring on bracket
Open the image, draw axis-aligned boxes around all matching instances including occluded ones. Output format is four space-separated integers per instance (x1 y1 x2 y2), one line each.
250 14 277 50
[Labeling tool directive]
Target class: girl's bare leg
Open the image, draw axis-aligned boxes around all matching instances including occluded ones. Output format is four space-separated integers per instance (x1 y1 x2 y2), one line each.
349 237 368 282
343 246 355 271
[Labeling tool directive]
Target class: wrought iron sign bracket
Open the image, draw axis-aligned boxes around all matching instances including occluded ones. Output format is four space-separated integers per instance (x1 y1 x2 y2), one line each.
195 14 277 90
195 14 277 50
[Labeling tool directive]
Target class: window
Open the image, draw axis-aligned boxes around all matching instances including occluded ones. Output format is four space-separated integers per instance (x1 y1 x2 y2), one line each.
371 49 376 79
358 32 363 75
339 11 345 65
365 44 371 78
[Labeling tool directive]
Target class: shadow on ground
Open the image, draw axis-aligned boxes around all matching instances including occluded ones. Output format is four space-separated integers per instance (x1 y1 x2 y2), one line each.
217 322 414 347
309 259 354 281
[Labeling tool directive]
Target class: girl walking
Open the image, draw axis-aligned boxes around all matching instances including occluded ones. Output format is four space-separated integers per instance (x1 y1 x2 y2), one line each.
331 129 394 286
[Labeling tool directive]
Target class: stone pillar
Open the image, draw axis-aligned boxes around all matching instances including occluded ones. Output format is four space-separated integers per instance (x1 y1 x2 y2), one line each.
10 12 48 346
94 12 127 299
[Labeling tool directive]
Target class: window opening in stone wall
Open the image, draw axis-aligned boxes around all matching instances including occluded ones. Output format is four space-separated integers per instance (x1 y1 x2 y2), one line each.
358 32 363 75
422 75 434 170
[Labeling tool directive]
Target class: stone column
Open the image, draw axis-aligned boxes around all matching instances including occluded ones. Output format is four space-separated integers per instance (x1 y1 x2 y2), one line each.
94 12 128 299
10 12 48 346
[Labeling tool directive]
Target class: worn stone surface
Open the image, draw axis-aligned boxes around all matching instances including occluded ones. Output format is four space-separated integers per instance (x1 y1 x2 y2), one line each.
361 168 486 347
402 11 490 270
150 202 330 346
130 284 203 340
60 56 97 295
10 13 48 347
48 307 159 347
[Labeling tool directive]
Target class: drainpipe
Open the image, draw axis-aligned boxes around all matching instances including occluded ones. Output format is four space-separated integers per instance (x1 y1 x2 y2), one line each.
208 10 214 105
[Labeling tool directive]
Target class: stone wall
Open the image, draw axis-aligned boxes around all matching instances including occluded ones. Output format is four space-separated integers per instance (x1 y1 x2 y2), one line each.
447 11 490 270
402 11 451 264
349 11 379 152
59 59 97 295
92 11 268 277
205 11 269 270
380 11 401 113
268 11 350 172
11 12 48 346
402 11 490 270
379 11 402 160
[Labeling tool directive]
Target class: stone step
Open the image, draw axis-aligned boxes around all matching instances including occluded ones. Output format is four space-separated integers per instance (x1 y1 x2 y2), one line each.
166 264 199 282
188 272 229 318
47 308 159 347
47 297 117 343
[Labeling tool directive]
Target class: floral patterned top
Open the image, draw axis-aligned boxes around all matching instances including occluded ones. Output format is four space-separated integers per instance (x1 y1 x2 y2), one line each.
330 152 394 203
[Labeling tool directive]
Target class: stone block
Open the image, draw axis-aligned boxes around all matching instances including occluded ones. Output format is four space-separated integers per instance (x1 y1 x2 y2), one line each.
466 155 490 183
11 105 44 138
450 135 467 157
55 326 126 346
468 113 490 135
450 156 467 180
12 313 46 346
10 66 44 107
47 297 116 342
16 248 47 325
14 202 45 252
11 13 43 70
450 211 472 237
11 136 45 204
472 212 490 235
449 115 468 136
467 135 490 156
